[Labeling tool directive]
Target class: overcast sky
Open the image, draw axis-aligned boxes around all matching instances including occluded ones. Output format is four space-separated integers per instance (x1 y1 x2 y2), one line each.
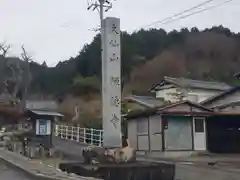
0 0 238 66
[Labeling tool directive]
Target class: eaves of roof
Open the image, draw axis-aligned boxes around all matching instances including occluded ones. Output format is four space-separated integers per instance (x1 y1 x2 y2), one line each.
200 86 240 106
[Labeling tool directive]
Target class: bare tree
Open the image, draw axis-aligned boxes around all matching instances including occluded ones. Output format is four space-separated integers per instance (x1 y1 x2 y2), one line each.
0 42 10 57
3 58 23 106
1 45 32 109
19 45 32 110
21 45 32 62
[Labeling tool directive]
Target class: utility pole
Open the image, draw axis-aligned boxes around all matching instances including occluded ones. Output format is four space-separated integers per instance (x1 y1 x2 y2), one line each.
87 0 113 121
87 0 122 148
87 0 113 52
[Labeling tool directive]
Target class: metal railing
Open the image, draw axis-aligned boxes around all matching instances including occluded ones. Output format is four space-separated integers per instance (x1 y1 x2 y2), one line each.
55 124 103 146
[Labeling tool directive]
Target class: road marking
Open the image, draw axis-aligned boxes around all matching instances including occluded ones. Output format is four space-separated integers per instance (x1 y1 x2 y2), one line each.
36 173 45 176
178 162 194 165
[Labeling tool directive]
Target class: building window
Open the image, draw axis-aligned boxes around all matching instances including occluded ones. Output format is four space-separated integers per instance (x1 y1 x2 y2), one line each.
194 118 204 133
137 119 148 134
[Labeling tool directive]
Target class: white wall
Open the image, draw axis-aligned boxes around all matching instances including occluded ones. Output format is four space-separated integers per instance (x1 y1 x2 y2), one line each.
156 88 180 102
127 120 137 149
128 114 207 152
156 87 222 103
137 117 149 151
187 89 222 103
128 115 163 152
127 117 149 151
149 115 162 151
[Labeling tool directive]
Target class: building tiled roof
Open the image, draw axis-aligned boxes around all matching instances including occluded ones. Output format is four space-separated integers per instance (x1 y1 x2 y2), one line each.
27 109 63 117
200 86 240 106
212 101 240 110
124 95 165 108
150 76 232 91
125 100 212 119
26 100 58 111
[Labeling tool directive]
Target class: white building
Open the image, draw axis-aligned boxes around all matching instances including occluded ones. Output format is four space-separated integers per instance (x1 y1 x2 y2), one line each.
125 101 212 154
149 76 232 103
125 86 240 154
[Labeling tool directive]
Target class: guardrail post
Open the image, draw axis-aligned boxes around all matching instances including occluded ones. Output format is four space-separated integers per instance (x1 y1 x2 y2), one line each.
90 128 93 145
83 128 86 143
55 125 59 136
99 130 102 146
71 126 74 140
60 124 62 139
65 126 68 140
77 127 80 142
55 124 105 146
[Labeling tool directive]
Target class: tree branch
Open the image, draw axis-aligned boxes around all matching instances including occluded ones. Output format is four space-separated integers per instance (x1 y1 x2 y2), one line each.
1 45 32 108
0 42 10 57
21 45 32 62
19 45 32 110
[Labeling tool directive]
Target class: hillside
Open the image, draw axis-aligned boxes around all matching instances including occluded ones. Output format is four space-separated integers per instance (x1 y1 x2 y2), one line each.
29 26 240 97
2 25 240 125
130 29 240 92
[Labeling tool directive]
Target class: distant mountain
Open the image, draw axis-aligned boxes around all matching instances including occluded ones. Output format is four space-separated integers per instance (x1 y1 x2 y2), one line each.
43 25 240 94
2 25 240 97
2 25 240 125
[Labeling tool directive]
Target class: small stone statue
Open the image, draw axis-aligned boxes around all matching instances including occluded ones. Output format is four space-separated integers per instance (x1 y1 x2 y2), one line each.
82 138 136 164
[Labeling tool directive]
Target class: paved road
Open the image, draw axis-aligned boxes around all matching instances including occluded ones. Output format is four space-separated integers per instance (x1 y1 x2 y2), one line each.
139 157 240 180
53 136 86 160
175 163 240 180
0 159 33 180
53 137 240 180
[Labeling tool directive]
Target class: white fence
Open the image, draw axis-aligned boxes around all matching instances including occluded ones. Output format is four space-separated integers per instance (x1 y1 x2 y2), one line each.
55 124 103 146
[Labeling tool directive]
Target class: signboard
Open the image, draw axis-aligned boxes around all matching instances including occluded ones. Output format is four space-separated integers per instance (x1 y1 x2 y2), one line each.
102 17 122 148
36 119 51 135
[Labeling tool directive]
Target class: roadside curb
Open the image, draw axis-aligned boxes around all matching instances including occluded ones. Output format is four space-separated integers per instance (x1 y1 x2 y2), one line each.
0 157 50 180
137 155 240 174
0 148 98 180
137 154 240 166
0 156 96 180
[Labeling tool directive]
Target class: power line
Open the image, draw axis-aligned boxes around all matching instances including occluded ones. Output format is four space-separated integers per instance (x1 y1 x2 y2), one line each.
140 0 225 29
161 0 233 25
141 0 217 29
